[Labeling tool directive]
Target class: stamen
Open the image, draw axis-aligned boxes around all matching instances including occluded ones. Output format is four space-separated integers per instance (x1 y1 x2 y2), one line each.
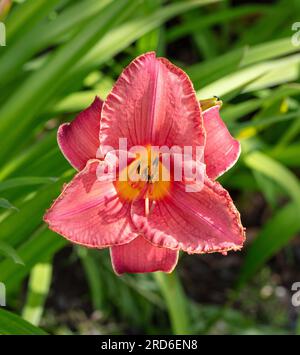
145 197 150 216
150 200 156 214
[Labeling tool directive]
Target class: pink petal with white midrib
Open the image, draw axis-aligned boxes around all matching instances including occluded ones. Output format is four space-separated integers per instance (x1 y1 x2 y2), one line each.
44 160 137 248
100 52 205 153
132 179 245 254
110 236 178 274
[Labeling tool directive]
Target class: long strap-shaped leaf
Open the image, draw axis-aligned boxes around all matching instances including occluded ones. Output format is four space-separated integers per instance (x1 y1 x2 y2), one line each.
237 202 300 287
237 152 300 286
0 0 113 87
0 308 47 335
0 228 66 293
0 0 131 165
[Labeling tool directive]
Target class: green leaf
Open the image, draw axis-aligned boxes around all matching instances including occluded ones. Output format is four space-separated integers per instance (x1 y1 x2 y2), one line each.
197 54 300 98
5 0 60 42
68 0 223 84
0 177 57 192
167 4 268 42
237 202 300 287
237 0 293 46
0 228 66 293
0 131 57 180
240 37 300 67
0 197 18 211
234 110 300 132
22 261 53 326
0 0 131 165
0 308 47 335
154 271 190 335
0 0 113 87
244 56 300 92
0 0 220 157
244 151 300 208
187 47 245 90
188 37 300 90
268 143 300 167
238 151 300 286
0 171 73 248
276 116 300 147
0 240 24 265
77 248 105 311
221 99 263 122
252 171 279 209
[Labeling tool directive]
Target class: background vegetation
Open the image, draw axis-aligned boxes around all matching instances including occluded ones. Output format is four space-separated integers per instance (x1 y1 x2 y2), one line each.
0 0 300 335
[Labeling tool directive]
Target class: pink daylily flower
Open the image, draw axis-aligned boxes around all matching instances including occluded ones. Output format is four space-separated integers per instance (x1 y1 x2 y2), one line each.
44 52 245 275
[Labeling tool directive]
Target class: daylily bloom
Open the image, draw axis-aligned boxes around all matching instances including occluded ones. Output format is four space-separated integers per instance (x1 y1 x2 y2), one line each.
44 52 245 274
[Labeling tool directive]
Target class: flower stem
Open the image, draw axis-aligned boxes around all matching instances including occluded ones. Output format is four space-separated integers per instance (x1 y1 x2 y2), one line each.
154 271 190 334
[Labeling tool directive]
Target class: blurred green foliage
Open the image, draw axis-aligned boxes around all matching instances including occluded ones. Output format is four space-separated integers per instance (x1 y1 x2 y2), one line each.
0 0 300 335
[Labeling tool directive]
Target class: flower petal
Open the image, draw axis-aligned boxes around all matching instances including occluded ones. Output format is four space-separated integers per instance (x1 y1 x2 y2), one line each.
110 236 178 275
44 160 136 248
100 52 205 153
203 106 241 180
132 179 245 254
57 97 103 171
